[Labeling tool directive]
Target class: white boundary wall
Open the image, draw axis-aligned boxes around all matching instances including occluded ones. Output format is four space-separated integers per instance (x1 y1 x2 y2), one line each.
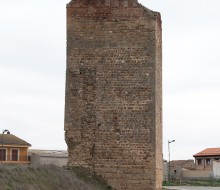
213 161 220 179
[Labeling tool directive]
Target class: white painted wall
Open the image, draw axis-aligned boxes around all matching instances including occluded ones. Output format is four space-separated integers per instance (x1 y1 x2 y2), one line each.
213 161 220 179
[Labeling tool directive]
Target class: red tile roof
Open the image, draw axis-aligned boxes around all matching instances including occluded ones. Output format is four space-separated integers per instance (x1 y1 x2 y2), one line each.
193 148 220 157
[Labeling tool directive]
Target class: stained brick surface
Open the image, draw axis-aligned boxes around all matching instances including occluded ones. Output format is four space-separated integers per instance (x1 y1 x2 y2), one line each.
65 0 162 189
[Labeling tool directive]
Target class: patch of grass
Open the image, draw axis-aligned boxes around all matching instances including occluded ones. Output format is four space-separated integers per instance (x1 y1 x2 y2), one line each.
0 165 112 190
68 166 112 190
163 179 220 187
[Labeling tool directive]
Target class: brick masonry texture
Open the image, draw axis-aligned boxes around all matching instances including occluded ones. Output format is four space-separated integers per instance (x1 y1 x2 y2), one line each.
65 0 162 189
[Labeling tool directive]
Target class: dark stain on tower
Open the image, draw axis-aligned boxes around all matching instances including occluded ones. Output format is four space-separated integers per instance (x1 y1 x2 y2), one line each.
65 0 162 189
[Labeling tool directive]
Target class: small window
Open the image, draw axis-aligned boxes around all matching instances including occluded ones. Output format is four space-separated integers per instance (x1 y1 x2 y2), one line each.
197 159 202 165
0 149 7 161
206 159 211 165
11 149 19 161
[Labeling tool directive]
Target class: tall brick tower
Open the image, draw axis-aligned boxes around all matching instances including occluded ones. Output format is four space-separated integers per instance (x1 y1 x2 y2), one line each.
65 0 162 189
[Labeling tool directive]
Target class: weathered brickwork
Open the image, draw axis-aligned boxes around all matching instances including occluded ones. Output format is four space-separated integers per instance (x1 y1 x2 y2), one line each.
65 0 162 189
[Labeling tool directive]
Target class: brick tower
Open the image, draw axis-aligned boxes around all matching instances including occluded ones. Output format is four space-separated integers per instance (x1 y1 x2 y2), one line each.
65 0 162 189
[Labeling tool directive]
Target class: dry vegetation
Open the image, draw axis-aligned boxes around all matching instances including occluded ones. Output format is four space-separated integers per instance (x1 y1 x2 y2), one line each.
0 165 111 190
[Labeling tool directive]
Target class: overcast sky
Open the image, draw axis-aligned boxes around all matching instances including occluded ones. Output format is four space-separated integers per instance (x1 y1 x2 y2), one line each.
0 0 220 161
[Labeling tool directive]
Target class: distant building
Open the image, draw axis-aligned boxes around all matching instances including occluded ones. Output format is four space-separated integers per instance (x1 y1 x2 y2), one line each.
180 148 220 180
163 148 220 180
0 133 31 164
193 148 220 170
169 160 195 179
29 149 68 167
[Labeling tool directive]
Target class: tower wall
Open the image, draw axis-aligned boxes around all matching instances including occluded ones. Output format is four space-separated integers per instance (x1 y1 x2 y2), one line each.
65 1 162 189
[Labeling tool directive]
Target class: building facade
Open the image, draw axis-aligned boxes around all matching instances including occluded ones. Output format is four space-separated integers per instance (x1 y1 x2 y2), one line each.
170 148 220 180
0 133 31 164
65 0 162 189
194 148 220 170
169 160 195 180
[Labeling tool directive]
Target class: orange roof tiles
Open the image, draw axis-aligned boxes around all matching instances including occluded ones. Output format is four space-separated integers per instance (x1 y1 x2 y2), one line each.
193 148 220 157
